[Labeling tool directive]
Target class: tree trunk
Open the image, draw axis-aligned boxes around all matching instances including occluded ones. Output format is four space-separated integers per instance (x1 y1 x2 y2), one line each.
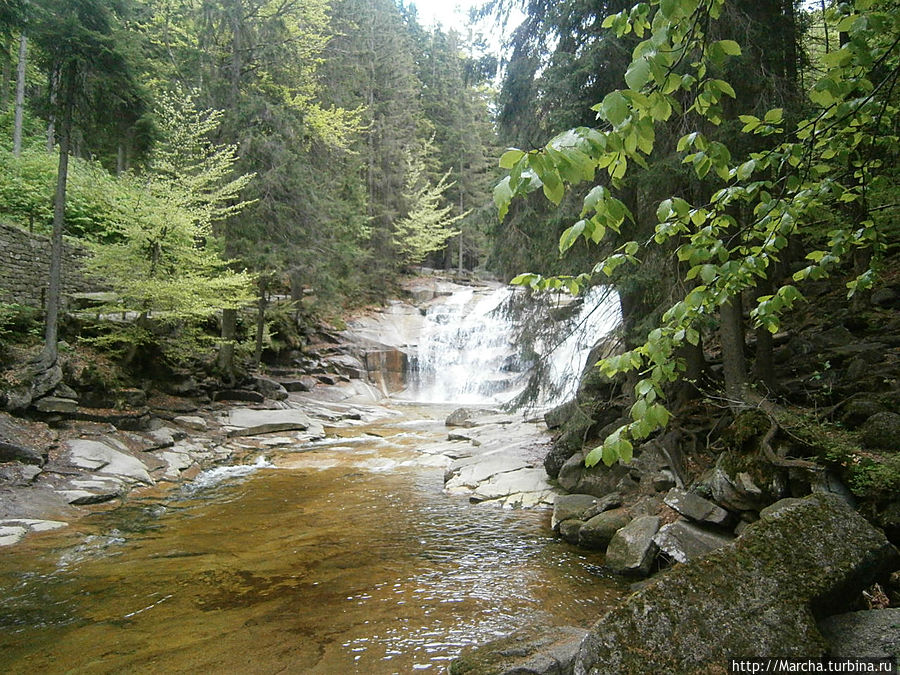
46 64 58 151
751 278 776 392
674 339 706 406
219 308 237 384
12 33 26 157
719 294 748 405
253 277 268 367
1 37 11 111
40 85 74 366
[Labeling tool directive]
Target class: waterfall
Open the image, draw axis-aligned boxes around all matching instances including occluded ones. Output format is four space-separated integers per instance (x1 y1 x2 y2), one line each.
403 284 621 409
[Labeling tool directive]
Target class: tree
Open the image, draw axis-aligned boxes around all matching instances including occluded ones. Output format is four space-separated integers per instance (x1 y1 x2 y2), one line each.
496 0 898 466
393 146 464 266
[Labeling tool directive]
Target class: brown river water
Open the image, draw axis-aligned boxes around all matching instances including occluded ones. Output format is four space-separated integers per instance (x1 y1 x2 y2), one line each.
0 405 625 674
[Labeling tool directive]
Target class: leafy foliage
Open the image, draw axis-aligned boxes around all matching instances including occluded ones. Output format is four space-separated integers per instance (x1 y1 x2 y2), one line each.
496 0 899 466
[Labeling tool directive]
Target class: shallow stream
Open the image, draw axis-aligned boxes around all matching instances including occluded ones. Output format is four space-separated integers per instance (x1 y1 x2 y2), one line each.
0 405 625 673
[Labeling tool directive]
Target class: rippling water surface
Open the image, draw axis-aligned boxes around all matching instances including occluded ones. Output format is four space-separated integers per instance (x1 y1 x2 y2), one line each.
0 406 625 674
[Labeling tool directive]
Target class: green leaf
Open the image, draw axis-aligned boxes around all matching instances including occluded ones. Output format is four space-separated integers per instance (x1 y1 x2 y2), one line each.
499 149 525 169
493 177 513 221
559 220 587 253
716 39 742 56
625 57 652 90
601 91 629 127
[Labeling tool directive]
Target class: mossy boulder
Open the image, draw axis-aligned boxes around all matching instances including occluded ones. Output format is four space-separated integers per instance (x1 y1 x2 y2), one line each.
574 494 900 675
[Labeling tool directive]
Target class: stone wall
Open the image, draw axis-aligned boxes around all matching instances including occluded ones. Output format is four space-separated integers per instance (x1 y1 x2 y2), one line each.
0 223 99 309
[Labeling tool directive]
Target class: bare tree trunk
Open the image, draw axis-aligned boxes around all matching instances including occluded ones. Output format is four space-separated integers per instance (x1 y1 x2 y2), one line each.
751 278 776 392
253 277 268 367
41 86 74 366
46 65 58 151
0 37 11 111
719 294 748 405
12 33 26 157
219 309 237 383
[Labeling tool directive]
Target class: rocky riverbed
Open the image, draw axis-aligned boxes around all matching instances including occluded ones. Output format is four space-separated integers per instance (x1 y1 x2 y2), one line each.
0 374 566 550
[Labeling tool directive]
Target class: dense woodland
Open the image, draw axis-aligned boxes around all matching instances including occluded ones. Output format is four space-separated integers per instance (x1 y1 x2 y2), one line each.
0 0 500 376
0 0 898 510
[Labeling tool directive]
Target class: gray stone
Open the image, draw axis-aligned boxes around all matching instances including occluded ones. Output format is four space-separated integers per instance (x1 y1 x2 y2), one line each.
0 439 44 465
450 624 588 675
0 462 42 485
222 408 312 436
605 515 660 577
701 456 780 512
579 507 632 549
559 519 584 545
841 398 885 428
653 519 735 564
813 325 855 349
651 470 677 492
0 518 66 532
871 287 898 308
544 400 578 429
664 488 731 525
33 396 78 414
280 377 317 392
63 489 120 505
53 383 78 400
819 609 900 658
558 451 636 499
213 389 265 403
759 497 807 520
860 412 900 450
552 494 600 531
253 375 289 401
581 493 624 520
173 415 207 432
0 525 28 546
65 439 153 484
575 494 900 675
445 407 482 428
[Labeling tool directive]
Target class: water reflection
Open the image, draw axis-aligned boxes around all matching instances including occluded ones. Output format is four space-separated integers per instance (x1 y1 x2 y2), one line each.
0 408 625 673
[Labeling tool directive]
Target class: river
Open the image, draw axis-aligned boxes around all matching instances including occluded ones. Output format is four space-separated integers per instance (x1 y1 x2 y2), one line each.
0 404 625 674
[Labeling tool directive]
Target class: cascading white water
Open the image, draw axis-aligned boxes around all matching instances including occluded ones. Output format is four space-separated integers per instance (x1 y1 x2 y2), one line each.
404 284 621 408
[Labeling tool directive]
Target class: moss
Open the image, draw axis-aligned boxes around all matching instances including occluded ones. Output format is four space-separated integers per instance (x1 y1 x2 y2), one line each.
721 409 770 450
848 454 900 500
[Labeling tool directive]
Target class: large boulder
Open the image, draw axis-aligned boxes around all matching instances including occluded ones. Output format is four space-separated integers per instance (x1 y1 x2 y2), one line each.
860 412 900 451
574 494 900 675
450 624 588 675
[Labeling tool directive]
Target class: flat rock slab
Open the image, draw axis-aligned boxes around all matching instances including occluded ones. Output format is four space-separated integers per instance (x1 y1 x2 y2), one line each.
0 525 28 546
66 439 153 484
469 467 556 506
174 415 207 432
446 454 531 489
575 493 900 675
0 518 67 532
664 488 730 525
221 408 313 436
